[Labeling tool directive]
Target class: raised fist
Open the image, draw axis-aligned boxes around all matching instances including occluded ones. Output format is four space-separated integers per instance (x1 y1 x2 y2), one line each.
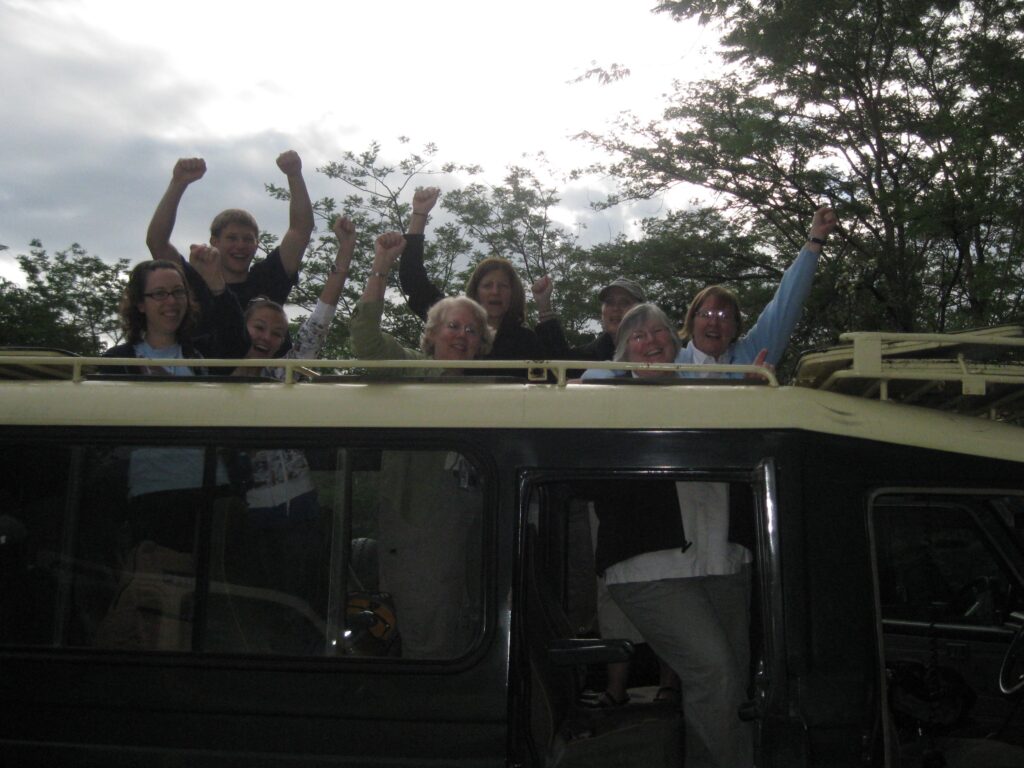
172 158 206 185
188 244 225 293
412 186 441 216
332 215 356 242
276 150 302 176
373 231 406 272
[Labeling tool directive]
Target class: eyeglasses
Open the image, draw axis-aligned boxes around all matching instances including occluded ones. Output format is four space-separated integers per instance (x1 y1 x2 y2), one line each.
445 321 480 337
695 308 734 322
629 326 671 344
143 287 188 302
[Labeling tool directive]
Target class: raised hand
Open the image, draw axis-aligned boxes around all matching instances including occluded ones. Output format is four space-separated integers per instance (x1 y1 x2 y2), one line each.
332 215 356 243
372 232 407 274
276 150 302 177
331 216 357 272
531 275 555 315
746 348 775 380
172 158 206 186
809 206 839 242
189 244 226 295
412 186 441 216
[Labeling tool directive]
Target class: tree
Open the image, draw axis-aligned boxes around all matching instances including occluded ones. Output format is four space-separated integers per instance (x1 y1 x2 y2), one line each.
2 241 128 354
285 141 598 356
440 160 593 342
581 0 1024 338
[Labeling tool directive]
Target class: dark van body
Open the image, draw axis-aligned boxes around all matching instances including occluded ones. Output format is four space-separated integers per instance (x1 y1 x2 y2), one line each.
1 363 1023 766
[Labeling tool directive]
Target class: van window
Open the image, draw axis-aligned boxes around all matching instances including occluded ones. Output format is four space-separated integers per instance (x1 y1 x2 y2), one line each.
870 491 1024 749
872 495 1022 626
0 438 486 661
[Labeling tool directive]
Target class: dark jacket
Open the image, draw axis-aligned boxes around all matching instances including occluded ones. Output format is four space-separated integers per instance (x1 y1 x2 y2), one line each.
588 480 690 576
399 234 566 379
101 288 246 374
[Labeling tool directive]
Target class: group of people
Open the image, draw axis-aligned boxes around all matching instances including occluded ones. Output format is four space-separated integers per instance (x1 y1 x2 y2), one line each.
106 150 838 766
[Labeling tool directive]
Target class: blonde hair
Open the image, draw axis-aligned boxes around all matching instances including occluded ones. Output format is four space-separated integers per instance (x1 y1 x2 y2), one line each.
680 285 742 342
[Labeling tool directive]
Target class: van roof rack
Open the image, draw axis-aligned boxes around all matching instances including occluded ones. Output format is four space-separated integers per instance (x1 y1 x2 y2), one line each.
0 347 81 380
793 325 1024 423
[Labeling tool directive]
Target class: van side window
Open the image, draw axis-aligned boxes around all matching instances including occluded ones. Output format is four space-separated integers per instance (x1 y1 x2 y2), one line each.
872 496 1021 626
0 440 486 661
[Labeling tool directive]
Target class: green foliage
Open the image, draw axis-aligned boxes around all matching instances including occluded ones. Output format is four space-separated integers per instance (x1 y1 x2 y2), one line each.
440 161 592 337
585 0 1024 337
275 140 481 356
286 142 601 354
2 241 128 354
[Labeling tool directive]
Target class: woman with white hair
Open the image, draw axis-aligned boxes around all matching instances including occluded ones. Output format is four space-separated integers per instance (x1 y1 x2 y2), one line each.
348 232 494 659
582 302 754 768
350 232 494 375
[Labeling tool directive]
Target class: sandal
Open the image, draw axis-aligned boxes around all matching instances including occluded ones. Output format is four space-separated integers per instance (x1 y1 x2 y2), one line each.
582 690 630 708
654 686 680 705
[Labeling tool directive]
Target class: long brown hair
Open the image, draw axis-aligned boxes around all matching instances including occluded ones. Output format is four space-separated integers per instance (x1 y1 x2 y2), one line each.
465 258 526 327
118 260 198 344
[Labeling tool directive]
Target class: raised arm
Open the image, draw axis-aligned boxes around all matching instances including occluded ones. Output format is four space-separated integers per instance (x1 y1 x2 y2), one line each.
282 217 357 363
531 274 572 358
146 158 206 264
320 216 357 307
275 150 314 278
188 244 248 359
350 232 412 361
362 231 406 304
399 186 445 320
739 205 840 364
804 205 838 255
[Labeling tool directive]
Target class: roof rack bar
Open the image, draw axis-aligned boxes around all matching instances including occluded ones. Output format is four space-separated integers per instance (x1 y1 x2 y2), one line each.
0 355 780 387
840 331 1024 348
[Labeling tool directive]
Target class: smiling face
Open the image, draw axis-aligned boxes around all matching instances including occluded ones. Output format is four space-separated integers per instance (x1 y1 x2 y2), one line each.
211 222 259 282
625 319 676 377
429 305 484 361
474 269 513 325
245 306 288 360
691 294 739 359
601 287 638 337
136 267 188 345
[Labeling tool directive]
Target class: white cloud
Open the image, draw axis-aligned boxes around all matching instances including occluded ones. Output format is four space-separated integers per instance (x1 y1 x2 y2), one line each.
0 0 721 283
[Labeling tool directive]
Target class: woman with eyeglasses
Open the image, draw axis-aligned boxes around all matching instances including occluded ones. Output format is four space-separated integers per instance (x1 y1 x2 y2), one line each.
347 231 494 658
576 305 753 765
103 250 245 375
95 253 247 640
574 207 837 766
678 205 838 369
350 231 495 375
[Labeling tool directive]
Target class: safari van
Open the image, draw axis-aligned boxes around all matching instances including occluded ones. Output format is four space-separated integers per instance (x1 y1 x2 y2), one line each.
1 329 1023 767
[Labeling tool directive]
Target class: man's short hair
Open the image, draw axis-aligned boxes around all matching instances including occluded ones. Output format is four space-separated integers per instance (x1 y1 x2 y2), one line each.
210 209 259 239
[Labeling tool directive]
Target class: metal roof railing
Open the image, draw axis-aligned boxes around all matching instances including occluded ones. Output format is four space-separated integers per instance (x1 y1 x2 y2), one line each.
0 352 779 388
793 326 1024 423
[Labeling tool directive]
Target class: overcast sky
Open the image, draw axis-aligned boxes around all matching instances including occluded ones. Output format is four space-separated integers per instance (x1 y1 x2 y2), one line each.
0 0 722 284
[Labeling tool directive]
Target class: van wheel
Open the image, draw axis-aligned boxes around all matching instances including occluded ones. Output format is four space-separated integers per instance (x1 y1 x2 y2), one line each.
998 623 1024 695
